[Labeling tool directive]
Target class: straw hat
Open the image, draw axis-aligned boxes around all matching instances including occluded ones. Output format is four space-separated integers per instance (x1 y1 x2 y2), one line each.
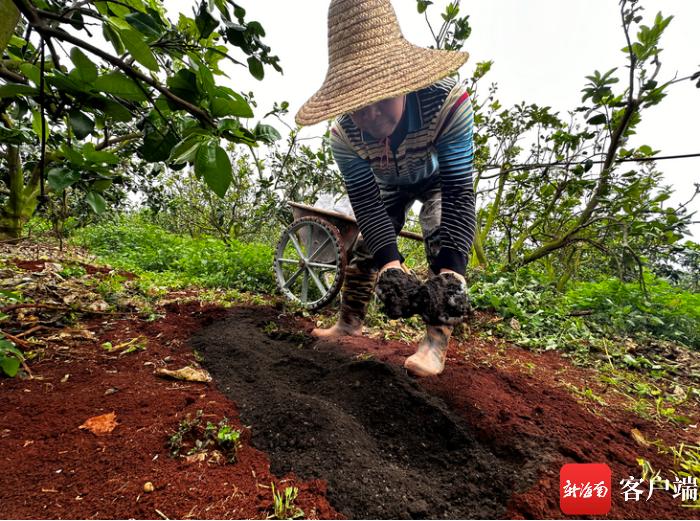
295 0 469 126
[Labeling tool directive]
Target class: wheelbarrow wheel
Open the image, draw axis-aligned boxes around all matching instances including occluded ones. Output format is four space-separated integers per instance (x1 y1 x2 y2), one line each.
274 216 346 310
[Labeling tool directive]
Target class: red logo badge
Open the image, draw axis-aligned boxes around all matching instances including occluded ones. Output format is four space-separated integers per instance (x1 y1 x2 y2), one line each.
560 463 612 515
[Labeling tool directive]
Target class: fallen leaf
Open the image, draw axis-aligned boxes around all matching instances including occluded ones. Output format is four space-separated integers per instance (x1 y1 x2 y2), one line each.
631 428 650 447
184 452 207 464
79 412 118 435
155 367 212 383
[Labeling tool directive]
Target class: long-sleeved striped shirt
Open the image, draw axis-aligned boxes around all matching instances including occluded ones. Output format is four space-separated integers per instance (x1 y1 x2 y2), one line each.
330 77 476 274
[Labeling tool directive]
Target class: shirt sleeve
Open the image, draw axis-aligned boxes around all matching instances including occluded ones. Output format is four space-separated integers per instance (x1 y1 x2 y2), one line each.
329 124 401 268
432 84 477 275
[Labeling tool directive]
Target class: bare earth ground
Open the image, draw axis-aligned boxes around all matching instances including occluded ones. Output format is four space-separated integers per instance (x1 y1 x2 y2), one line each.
0 245 698 519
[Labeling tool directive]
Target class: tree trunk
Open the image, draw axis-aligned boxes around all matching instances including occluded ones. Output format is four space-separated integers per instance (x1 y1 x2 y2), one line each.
0 145 41 239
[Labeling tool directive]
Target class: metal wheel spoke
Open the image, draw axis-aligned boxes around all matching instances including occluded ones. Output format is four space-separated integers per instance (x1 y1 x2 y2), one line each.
305 223 313 257
284 266 304 289
307 261 337 270
308 237 331 262
307 267 328 294
287 233 306 259
278 258 300 265
301 270 309 301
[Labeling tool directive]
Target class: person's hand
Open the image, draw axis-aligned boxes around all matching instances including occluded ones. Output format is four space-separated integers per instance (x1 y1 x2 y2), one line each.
418 272 469 325
374 266 422 319
439 268 465 285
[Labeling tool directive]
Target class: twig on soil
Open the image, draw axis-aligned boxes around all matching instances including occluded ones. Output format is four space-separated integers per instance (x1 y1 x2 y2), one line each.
155 509 169 520
1 303 151 317
15 324 58 337
0 330 31 348
0 330 34 378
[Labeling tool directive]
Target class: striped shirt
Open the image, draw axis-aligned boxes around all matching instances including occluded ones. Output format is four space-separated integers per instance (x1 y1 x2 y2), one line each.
330 76 476 274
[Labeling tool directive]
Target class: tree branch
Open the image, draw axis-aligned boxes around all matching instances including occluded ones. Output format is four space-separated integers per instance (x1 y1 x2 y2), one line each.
12 0 216 127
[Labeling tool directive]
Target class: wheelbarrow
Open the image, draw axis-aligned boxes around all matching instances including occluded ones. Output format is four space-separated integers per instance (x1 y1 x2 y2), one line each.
273 202 423 310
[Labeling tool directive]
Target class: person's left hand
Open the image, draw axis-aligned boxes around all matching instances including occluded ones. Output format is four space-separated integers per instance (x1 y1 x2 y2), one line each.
419 271 469 325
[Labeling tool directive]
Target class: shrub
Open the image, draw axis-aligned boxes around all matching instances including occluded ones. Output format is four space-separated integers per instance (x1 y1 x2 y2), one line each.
565 271 700 349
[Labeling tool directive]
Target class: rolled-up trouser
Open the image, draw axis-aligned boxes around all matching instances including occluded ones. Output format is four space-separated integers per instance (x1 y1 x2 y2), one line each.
339 177 444 321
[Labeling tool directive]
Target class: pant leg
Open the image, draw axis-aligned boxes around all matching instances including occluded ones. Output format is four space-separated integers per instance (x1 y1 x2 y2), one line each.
340 190 415 319
417 181 443 276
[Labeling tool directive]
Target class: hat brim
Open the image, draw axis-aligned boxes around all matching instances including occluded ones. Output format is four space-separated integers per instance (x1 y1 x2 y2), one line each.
295 41 469 126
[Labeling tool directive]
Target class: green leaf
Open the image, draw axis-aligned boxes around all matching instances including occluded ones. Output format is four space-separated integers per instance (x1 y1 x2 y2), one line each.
169 133 207 164
195 142 232 197
92 179 113 193
85 191 107 214
31 109 49 141
254 123 281 144
247 56 264 80
191 55 215 96
19 63 40 85
587 114 608 126
119 27 159 71
218 118 240 132
102 100 133 122
49 72 90 94
0 125 32 145
139 127 178 162
196 1 219 39
103 22 124 55
83 145 119 165
1 355 20 377
47 168 80 193
0 83 37 98
417 0 433 14
167 69 200 105
211 93 253 118
0 0 19 54
125 11 163 40
95 72 147 101
102 0 131 16
70 47 98 83
61 143 84 166
69 110 95 140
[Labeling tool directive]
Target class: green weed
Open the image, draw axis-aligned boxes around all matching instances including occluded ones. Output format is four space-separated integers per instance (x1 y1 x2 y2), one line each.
268 483 304 520
167 410 242 464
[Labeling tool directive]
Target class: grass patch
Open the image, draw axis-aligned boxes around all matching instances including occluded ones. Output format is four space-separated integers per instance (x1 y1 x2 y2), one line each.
73 217 276 294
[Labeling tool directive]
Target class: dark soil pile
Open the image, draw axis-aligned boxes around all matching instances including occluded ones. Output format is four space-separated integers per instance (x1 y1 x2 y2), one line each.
194 307 698 520
194 308 549 519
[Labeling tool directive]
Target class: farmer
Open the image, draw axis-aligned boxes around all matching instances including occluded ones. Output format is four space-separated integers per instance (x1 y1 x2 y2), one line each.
295 0 476 377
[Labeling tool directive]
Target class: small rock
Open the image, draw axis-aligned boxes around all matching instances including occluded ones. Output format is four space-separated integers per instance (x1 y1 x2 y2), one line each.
408 499 429 518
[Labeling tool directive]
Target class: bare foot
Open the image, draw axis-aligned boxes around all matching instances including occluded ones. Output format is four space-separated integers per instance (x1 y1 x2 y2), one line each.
311 321 362 339
404 324 452 377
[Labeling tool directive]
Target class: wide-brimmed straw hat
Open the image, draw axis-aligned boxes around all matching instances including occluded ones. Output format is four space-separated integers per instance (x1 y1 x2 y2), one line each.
295 0 469 126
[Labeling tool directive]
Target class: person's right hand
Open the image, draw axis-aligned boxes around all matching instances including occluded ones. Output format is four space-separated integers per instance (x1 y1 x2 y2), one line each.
374 267 422 319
